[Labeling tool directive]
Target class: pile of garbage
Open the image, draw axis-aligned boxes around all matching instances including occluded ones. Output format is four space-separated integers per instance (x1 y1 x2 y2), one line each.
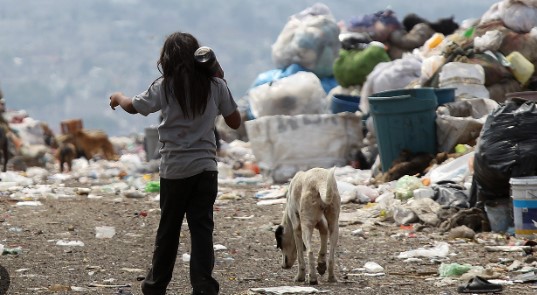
1 2 537 293
216 0 537 259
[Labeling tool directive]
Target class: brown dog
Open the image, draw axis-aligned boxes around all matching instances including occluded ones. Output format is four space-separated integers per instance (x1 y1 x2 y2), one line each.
72 130 117 161
275 167 340 285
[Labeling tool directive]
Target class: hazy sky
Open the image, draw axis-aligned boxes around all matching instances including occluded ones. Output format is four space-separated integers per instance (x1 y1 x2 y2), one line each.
0 0 498 136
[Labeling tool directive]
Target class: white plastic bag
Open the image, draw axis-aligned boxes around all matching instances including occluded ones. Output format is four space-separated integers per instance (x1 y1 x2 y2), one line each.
481 0 537 33
421 55 446 80
397 242 450 259
360 53 422 114
271 4 340 77
248 71 328 118
245 112 363 183
435 98 498 152
438 62 489 99
427 151 475 184
500 0 537 33
337 181 359 204
473 30 504 52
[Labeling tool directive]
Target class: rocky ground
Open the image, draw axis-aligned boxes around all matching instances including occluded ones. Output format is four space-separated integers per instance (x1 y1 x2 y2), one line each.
1 163 537 295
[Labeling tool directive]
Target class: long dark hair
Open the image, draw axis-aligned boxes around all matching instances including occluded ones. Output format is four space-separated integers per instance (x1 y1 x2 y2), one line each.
157 32 213 118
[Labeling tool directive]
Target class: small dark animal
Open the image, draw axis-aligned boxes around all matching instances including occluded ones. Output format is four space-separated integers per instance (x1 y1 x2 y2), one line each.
56 142 76 173
402 13 429 32
382 150 435 182
0 128 9 172
403 13 459 36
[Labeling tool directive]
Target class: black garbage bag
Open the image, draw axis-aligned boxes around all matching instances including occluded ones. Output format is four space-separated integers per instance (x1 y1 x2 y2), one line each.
471 98 537 206
433 181 470 209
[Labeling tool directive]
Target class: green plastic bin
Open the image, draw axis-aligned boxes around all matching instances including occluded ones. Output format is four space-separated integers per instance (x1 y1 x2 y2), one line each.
369 88 438 172
432 87 456 105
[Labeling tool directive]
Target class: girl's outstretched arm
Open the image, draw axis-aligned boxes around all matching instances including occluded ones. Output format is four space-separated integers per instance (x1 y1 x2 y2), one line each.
110 92 138 114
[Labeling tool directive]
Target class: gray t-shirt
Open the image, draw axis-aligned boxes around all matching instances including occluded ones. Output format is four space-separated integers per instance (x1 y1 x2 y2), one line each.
132 77 237 179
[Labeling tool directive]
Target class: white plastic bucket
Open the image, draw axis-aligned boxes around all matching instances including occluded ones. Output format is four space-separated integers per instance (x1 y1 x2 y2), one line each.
510 176 537 238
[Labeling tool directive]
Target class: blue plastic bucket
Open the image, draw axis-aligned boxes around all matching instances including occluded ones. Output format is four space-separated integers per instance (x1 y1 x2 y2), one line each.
510 176 537 238
369 88 438 171
331 94 360 114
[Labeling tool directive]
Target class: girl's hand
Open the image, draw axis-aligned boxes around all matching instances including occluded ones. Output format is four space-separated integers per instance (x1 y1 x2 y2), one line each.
109 92 123 110
109 92 138 114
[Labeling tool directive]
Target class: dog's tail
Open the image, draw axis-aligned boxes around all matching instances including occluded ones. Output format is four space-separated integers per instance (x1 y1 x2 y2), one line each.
320 167 337 205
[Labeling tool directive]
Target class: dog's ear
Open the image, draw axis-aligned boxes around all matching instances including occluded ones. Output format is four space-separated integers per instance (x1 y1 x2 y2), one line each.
275 225 284 249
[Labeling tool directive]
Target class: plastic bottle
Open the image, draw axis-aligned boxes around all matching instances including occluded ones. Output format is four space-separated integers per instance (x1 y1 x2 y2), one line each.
463 27 475 38
506 51 535 85
425 33 444 50
194 46 224 78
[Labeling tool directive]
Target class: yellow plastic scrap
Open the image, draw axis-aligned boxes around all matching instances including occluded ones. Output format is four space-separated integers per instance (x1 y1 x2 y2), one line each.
506 51 535 85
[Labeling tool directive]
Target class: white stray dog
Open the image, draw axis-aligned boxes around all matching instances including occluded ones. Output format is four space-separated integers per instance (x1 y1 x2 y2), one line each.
275 167 341 285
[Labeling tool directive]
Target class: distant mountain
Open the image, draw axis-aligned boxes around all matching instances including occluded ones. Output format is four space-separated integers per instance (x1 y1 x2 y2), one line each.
0 0 494 137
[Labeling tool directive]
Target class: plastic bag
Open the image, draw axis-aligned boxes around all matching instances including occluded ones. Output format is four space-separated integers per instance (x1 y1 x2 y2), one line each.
333 43 391 88
271 4 340 77
359 53 421 114
421 55 446 80
339 32 371 50
438 62 489 99
394 175 423 200
248 71 328 118
397 242 449 259
347 9 402 43
245 113 364 183
433 182 471 208
439 263 472 277
251 64 307 88
428 152 475 185
145 181 160 193
337 181 359 204
472 98 537 204
435 99 499 153
473 30 504 53
499 0 537 33
408 197 442 225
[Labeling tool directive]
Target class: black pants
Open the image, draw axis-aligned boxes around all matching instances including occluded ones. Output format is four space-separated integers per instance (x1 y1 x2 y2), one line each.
142 171 219 295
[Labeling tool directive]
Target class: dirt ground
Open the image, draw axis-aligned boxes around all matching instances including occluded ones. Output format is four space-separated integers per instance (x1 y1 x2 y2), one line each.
1 173 537 295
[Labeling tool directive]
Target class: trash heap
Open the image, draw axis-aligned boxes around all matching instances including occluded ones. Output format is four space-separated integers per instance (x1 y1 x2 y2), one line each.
217 0 537 270
1 1 537 293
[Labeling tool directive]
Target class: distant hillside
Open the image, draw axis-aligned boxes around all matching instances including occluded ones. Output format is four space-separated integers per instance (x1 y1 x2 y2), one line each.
0 0 494 136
